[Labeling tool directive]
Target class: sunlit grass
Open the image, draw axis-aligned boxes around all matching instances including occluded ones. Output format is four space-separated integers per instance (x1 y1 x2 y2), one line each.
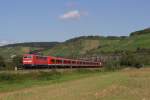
0 69 103 93
0 68 150 100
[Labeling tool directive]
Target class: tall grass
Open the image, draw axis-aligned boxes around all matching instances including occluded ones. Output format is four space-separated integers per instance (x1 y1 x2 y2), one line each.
0 69 102 92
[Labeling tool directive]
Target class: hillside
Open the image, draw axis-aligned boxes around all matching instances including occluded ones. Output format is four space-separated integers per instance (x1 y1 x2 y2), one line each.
0 28 150 60
0 42 59 60
3 42 59 48
130 28 150 36
43 32 150 57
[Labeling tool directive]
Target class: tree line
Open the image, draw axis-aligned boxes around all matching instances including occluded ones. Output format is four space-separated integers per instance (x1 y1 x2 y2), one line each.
0 51 149 70
104 51 150 71
0 55 22 70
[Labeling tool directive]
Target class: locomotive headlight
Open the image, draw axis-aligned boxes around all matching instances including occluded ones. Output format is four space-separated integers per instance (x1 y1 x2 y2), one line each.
23 60 32 63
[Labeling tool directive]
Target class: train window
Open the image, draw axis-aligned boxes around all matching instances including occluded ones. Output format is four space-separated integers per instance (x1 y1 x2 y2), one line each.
72 61 76 64
66 61 69 63
51 59 55 63
24 56 32 58
64 60 67 63
68 60 70 63
24 56 27 58
56 60 62 63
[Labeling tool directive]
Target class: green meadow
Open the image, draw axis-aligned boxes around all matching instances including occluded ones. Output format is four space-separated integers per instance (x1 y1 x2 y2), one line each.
0 68 150 100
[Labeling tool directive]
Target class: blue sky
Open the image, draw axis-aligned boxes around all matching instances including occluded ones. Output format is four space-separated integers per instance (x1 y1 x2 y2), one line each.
0 0 150 42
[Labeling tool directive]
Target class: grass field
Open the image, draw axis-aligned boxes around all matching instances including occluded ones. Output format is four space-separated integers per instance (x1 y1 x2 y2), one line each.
0 68 150 100
0 69 103 92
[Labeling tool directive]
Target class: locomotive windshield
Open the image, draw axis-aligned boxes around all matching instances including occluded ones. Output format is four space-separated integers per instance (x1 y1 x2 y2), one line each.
24 56 32 58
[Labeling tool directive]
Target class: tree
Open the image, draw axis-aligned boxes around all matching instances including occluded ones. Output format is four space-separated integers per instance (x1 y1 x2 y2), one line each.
0 56 6 69
104 59 121 71
120 52 143 68
12 56 22 68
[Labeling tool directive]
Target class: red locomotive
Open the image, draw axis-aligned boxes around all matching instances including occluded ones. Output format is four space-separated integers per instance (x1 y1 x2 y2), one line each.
23 54 102 68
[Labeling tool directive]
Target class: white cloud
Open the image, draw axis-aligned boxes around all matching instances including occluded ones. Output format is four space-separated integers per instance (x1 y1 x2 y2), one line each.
60 10 84 20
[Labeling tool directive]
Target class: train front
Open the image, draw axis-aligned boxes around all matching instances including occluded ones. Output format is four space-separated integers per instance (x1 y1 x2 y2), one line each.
23 54 35 67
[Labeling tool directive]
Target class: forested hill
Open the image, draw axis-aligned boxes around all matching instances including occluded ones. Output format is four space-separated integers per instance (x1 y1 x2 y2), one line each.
2 42 60 48
0 28 150 60
42 28 150 57
130 28 150 36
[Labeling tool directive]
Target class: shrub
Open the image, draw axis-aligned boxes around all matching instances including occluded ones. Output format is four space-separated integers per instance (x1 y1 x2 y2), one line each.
104 59 121 71
38 71 61 81
0 55 6 70
12 55 23 68
120 52 143 68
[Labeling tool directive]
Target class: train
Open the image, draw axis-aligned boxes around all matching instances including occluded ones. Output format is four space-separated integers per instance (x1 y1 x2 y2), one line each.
23 54 103 69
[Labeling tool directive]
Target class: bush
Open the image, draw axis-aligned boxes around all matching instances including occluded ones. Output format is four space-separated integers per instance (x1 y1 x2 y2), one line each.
12 55 23 68
0 73 14 81
38 71 61 81
120 52 143 68
104 59 121 71
0 73 23 83
0 56 6 70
